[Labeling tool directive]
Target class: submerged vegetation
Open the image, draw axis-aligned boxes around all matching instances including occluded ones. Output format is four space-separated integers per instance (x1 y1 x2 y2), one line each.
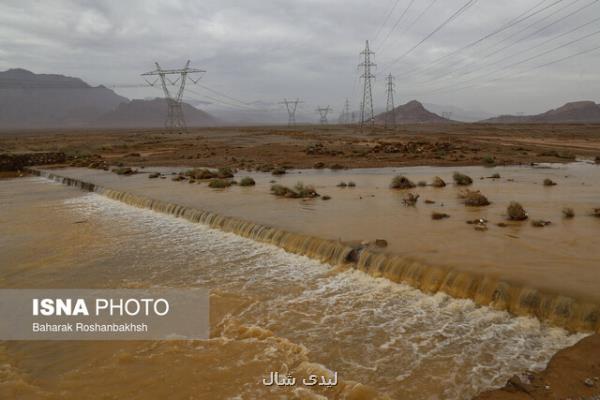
402 192 420 206
460 190 490 207
208 179 233 188
507 202 528 221
562 207 575 219
431 211 450 220
112 166 136 175
390 175 416 189
271 182 319 198
185 167 234 180
453 172 473 186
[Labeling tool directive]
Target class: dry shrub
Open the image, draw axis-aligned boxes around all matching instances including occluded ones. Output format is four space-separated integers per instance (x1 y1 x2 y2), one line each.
390 175 416 189
507 202 528 221
431 176 446 187
461 190 490 207
562 207 574 219
239 177 256 186
453 172 473 186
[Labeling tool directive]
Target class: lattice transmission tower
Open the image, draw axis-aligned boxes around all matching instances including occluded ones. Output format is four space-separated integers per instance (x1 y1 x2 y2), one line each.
141 60 205 131
385 73 396 128
280 98 303 126
342 98 351 124
316 106 332 125
358 40 376 129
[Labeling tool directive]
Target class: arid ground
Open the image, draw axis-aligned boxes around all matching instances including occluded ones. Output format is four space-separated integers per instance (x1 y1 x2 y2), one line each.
1 123 599 172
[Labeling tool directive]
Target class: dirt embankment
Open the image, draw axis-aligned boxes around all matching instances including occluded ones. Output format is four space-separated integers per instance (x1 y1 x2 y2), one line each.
0 152 66 173
475 334 600 400
0 124 599 171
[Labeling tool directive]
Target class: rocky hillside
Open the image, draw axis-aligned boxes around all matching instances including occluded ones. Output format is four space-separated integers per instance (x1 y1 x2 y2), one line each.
0 68 128 129
96 98 218 128
482 101 600 123
375 100 452 124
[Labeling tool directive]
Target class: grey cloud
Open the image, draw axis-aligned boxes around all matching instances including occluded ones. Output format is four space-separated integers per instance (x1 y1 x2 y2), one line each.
0 0 599 116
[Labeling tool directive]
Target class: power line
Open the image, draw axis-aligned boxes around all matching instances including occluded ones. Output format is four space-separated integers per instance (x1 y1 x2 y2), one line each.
429 44 600 96
379 0 439 56
376 0 416 53
481 0 582 56
383 0 478 69
373 0 403 44
396 0 559 78
412 28 600 96
417 1 600 85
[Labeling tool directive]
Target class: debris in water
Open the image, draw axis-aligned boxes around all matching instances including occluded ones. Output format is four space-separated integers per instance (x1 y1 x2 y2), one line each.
562 207 575 219
347 181 356 187
148 172 160 179
322 195 331 201
424 199 436 204
431 212 449 220
374 239 388 248
402 192 420 206
531 219 551 227
417 180 427 187
337 181 348 188
543 178 557 186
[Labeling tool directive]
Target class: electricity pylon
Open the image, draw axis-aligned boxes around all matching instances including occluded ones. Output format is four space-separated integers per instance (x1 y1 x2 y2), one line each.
280 98 303 126
358 40 376 129
342 98 351 124
316 106 332 125
141 60 205 131
385 73 396 128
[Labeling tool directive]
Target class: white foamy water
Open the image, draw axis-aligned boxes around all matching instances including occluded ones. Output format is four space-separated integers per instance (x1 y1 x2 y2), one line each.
57 190 588 399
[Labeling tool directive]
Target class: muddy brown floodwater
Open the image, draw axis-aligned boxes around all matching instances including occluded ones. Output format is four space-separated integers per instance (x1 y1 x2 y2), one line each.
0 163 597 399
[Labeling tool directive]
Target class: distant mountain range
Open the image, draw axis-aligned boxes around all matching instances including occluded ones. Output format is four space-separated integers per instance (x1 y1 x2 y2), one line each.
480 101 600 123
423 103 494 122
0 69 216 129
96 98 217 128
375 100 452 124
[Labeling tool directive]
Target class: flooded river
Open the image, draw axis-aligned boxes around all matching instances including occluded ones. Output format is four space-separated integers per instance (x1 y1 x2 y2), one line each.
0 174 590 399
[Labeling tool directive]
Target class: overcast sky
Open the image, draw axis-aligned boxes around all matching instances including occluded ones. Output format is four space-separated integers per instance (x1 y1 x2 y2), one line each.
1 0 599 116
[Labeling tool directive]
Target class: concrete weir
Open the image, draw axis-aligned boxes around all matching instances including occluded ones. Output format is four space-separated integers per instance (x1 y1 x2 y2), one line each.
30 168 600 334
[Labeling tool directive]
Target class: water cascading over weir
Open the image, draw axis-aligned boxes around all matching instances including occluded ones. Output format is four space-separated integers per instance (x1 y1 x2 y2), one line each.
29 168 600 334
